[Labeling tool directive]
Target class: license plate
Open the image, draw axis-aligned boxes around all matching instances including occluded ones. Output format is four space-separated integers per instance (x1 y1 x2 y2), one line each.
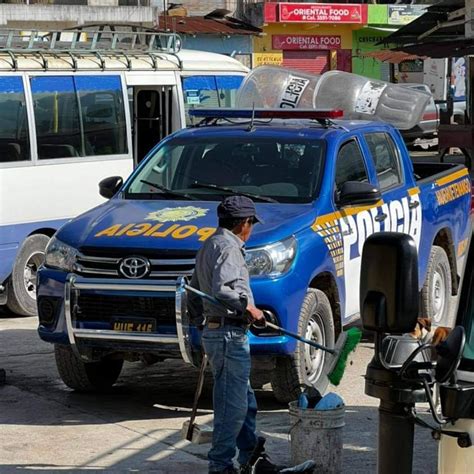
112 318 156 333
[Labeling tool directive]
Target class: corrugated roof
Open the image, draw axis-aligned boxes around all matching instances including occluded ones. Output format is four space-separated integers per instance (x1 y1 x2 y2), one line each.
155 15 262 36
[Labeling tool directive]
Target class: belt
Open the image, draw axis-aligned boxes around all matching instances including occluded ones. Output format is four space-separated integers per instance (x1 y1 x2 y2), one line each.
206 317 248 329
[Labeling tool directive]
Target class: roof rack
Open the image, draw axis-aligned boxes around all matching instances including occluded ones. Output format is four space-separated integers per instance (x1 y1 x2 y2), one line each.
189 108 344 128
0 25 181 54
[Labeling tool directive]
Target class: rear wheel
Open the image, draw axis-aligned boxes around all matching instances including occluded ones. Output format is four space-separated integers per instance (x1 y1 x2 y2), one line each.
55 344 123 391
271 289 335 403
7 234 50 316
421 246 453 327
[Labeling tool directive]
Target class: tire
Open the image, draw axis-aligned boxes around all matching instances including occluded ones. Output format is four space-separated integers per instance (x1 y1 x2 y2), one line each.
7 234 50 317
270 289 335 403
421 246 453 327
55 344 123 392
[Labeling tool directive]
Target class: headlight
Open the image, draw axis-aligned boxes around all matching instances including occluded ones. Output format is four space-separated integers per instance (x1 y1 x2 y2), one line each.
246 236 297 277
44 237 78 272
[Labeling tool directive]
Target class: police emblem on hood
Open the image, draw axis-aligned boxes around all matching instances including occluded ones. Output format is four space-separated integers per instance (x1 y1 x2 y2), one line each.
145 206 209 223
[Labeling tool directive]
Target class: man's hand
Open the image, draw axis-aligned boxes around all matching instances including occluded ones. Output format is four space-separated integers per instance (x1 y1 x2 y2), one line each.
246 304 265 322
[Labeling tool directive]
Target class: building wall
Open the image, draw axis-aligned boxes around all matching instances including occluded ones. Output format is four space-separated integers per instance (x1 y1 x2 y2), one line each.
180 34 251 55
0 5 157 26
352 28 391 81
180 34 253 67
253 22 355 72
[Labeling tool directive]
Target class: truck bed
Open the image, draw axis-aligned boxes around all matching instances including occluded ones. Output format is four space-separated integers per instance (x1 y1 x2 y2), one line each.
413 161 466 184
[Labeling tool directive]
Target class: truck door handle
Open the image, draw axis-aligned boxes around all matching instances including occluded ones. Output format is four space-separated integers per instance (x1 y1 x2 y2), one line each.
409 201 420 209
375 213 387 222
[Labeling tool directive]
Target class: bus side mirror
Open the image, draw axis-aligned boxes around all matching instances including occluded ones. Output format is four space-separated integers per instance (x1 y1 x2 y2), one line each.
360 232 419 334
99 176 123 199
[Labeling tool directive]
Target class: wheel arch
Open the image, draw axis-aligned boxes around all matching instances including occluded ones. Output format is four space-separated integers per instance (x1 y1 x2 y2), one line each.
309 271 342 337
28 228 56 239
433 227 458 295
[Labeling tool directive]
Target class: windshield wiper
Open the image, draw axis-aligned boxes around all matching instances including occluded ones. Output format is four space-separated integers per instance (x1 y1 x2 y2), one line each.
191 181 278 203
139 179 196 200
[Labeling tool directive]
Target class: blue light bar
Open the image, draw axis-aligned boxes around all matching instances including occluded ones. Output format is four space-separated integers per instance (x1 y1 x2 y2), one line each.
188 108 344 120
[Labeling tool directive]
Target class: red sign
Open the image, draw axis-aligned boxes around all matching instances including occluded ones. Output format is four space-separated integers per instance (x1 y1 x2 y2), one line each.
273 34 341 51
279 3 365 24
264 2 278 23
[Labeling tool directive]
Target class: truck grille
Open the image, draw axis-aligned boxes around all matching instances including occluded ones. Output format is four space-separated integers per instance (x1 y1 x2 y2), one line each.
74 251 195 279
76 294 176 326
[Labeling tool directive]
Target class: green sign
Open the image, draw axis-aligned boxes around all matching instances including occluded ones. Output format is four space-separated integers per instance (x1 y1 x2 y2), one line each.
388 5 428 25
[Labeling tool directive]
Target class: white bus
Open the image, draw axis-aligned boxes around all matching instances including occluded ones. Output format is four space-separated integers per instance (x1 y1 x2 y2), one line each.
0 28 248 316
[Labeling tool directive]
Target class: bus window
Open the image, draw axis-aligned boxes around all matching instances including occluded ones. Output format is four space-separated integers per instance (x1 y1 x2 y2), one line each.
75 76 127 156
182 75 244 125
31 76 82 159
216 75 243 108
31 75 127 160
0 76 30 163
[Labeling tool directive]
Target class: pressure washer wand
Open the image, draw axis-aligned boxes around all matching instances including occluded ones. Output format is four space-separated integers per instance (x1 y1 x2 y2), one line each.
263 320 336 355
185 284 334 353
183 284 362 386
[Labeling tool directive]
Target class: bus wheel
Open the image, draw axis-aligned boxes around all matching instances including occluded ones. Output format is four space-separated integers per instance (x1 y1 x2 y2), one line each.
7 234 50 316
421 245 453 327
270 289 335 403
55 345 123 392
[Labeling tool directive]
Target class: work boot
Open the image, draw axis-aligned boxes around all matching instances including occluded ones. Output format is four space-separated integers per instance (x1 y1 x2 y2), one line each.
240 437 282 473
240 437 316 474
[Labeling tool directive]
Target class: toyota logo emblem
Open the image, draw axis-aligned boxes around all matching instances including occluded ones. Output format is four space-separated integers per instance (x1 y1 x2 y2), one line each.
119 256 150 279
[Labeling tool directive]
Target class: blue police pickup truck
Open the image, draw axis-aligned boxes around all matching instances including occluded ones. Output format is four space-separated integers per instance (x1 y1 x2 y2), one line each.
37 109 472 402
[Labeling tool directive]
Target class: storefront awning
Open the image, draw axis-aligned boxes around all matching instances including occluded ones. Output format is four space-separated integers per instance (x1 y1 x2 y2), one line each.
361 50 427 64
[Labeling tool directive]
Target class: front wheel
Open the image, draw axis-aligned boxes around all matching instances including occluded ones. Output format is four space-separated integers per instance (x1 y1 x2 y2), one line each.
421 245 453 327
55 345 123 392
270 289 335 403
7 234 50 316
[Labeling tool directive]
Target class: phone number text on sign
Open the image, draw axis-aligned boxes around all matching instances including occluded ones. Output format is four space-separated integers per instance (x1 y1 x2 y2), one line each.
273 35 341 50
279 3 363 24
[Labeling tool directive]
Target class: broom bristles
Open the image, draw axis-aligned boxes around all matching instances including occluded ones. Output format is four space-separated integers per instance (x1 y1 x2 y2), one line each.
327 327 362 386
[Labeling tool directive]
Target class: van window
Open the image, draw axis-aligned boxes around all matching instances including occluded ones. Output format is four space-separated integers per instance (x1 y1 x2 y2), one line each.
182 75 244 125
0 76 30 163
31 75 127 160
31 76 81 159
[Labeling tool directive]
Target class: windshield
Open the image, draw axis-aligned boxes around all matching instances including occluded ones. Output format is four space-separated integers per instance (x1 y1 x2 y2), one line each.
182 75 244 126
125 137 326 203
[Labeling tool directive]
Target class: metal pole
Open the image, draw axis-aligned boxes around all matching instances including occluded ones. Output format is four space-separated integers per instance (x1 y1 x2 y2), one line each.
378 401 415 474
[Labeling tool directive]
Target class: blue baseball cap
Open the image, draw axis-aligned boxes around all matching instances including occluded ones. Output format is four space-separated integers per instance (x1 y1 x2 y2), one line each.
217 195 263 224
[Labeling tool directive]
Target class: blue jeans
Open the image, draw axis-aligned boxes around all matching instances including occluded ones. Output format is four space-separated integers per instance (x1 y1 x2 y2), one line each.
202 325 258 472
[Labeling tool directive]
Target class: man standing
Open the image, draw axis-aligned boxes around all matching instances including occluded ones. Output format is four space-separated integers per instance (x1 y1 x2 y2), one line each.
189 195 280 474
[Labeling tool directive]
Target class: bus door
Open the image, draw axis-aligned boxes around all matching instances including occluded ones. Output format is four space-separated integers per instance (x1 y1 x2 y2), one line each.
133 86 173 164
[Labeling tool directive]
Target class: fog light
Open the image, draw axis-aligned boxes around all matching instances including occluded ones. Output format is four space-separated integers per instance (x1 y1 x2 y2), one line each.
38 297 60 326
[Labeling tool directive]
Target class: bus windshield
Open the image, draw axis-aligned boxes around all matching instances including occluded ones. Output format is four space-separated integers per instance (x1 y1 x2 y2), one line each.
182 75 244 125
125 137 326 204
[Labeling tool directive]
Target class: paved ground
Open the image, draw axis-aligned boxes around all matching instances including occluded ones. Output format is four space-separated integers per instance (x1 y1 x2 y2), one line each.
0 312 438 473
3 148 467 473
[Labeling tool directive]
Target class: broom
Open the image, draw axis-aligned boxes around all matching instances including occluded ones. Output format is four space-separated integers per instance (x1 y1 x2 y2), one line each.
184 285 361 386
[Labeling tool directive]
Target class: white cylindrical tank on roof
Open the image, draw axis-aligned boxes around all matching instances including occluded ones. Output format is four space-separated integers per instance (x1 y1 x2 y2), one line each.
237 66 431 130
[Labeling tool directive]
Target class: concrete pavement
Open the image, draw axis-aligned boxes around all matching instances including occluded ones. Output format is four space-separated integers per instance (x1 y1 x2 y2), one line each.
0 313 438 473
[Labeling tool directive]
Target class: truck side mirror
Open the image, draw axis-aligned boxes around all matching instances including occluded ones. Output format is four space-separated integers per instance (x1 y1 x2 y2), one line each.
338 181 381 207
99 176 123 199
360 232 418 334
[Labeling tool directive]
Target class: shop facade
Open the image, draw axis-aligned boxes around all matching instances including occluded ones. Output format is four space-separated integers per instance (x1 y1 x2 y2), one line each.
254 2 368 74
352 4 429 82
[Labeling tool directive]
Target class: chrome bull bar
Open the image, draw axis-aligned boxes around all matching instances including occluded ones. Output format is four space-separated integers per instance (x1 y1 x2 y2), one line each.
64 274 192 364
